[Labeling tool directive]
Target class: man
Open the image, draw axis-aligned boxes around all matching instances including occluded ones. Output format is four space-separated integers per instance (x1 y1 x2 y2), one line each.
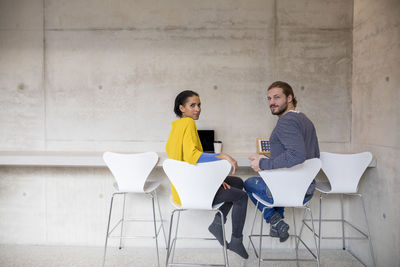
244 81 320 242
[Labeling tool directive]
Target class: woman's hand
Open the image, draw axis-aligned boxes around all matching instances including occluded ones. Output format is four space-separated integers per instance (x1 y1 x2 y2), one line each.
222 182 231 190
216 153 238 174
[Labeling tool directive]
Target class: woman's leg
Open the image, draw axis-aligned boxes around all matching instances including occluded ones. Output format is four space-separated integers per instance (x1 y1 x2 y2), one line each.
214 176 244 222
212 176 247 237
210 176 249 258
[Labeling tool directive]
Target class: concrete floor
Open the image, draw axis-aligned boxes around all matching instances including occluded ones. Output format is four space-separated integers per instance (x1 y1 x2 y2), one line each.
0 245 363 267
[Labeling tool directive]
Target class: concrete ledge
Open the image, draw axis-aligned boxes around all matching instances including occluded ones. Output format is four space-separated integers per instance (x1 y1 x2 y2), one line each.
0 151 376 168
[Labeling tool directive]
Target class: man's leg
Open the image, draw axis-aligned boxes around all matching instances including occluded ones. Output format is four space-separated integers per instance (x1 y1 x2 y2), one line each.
244 177 289 242
244 177 282 220
270 194 313 242
303 194 313 204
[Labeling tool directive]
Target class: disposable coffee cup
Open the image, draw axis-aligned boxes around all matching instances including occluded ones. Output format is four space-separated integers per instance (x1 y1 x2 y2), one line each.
214 141 222 154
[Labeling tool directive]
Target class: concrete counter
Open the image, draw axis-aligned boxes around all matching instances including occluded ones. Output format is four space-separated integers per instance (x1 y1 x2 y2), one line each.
0 151 376 167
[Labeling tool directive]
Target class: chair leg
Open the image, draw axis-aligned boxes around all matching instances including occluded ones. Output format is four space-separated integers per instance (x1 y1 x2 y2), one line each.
308 207 320 267
166 210 177 267
296 208 308 251
318 193 324 259
258 207 266 267
247 201 260 251
359 194 376 267
155 191 168 248
340 194 346 250
217 210 229 267
151 195 160 267
292 208 299 266
250 205 320 266
170 210 181 264
119 193 127 249
103 193 116 267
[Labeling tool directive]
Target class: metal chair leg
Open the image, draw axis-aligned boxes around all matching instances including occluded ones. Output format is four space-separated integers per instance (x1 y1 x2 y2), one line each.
151 195 160 267
250 205 320 266
297 208 308 250
247 201 260 251
118 193 127 249
258 207 267 267
318 193 323 259
166 210 177 266
103 193 116 267
155 191 168 248
340 194 345 250
292 207 299 266
359 194 376 267
217 210 229 267
103 191 164 267
170 210 181 265
308 207 320 267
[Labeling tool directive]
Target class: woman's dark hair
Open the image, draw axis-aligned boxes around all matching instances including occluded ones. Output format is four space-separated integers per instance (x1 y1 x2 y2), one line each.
268 81 297 108
174 90 199 117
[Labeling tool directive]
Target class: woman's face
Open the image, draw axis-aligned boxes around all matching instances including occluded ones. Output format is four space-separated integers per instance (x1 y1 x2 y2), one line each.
179 95 201 120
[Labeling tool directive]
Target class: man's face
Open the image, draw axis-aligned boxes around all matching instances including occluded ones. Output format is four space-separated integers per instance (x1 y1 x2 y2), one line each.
267 87 291 116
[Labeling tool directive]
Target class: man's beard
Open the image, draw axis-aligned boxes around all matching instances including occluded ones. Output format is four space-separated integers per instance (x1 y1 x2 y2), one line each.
270 101 288 116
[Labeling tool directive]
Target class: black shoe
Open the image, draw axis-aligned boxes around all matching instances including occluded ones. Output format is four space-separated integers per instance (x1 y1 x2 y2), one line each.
270 220 290 242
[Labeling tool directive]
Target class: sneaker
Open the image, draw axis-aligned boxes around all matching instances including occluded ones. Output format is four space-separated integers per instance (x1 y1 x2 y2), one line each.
270 220 290 242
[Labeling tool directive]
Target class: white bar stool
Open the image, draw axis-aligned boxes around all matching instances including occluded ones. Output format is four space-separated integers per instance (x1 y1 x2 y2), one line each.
248 158 321 267
162 159 231 267
302 152 376 267
102 151 167 267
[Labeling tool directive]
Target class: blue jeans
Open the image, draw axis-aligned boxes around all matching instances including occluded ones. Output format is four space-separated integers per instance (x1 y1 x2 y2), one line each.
244 177 313 223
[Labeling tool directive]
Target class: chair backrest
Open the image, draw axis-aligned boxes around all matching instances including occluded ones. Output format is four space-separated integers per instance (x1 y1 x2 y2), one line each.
258 158 321 207
320 152 372 193
103 151 159 193
162 159 231 210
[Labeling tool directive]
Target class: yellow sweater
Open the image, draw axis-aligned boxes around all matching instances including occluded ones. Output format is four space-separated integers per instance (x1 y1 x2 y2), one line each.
166 117 203 205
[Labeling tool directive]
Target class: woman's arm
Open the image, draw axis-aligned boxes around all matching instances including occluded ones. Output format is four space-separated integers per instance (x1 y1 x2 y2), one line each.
197 152 220 163
197 152 239 174
216 153 238 174
197 152 236 189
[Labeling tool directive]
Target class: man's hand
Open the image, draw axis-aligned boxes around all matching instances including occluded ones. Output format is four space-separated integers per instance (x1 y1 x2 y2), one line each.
248 155 265 172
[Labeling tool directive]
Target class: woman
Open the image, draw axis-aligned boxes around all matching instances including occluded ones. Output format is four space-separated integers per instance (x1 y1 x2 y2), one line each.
166 90 248 259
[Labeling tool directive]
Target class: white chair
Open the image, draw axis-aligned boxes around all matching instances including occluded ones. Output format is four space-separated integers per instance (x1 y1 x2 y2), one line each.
302 152 376 267
162 159 231 267
248 158 321 267
102 151 166 267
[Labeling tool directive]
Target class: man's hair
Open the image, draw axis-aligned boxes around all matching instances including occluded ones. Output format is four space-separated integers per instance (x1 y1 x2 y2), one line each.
268 81 297 108
173 90 199 117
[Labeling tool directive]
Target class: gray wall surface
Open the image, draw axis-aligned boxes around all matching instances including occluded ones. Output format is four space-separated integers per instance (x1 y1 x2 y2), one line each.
351 0 400 266
0 0 352 153
2 0 397 266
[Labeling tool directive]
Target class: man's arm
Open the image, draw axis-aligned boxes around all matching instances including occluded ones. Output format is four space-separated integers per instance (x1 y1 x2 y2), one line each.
249 154 267 172
259 118 306 170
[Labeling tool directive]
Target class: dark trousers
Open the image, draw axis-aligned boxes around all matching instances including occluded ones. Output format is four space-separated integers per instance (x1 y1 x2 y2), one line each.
212 176 248 238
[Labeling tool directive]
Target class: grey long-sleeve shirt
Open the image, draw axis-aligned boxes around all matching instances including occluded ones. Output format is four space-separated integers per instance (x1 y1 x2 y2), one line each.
259 111 320 194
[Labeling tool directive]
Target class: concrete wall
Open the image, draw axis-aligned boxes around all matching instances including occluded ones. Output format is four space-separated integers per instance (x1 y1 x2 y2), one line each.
351 0 400 266
0 0 352 153
0 0 355 252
